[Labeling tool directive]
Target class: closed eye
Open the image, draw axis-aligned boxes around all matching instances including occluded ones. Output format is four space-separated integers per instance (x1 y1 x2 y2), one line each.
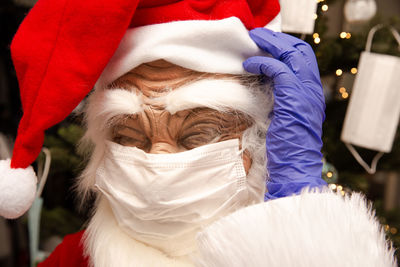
179 124 221 149
112 125 150 149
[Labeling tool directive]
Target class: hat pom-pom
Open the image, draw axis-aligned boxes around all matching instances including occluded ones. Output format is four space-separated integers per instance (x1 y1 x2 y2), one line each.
0 159 37 219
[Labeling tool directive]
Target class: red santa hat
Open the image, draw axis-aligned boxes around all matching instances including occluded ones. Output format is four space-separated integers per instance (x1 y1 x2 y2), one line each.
0 0 281 219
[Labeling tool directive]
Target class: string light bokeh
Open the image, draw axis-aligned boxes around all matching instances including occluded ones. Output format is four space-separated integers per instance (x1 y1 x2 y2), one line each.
311 0 359 101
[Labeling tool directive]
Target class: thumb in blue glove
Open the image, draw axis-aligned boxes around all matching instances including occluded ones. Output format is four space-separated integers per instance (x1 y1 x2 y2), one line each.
243 28 327 200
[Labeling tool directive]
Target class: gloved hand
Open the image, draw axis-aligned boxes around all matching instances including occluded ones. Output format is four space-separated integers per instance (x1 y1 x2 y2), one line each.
243 28 327 200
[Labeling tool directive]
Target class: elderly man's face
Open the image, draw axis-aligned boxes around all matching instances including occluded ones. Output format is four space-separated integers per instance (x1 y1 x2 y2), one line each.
109 60 252 173
82 60 269 261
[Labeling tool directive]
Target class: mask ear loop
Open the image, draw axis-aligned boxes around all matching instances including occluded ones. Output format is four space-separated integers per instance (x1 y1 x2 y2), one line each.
236 137 246 156
345 143 384 174
365 24 400 52
28 148 51 267
36 147 51 197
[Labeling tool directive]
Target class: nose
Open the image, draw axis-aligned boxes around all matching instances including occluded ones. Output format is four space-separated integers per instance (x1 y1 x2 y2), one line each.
149 142 180 154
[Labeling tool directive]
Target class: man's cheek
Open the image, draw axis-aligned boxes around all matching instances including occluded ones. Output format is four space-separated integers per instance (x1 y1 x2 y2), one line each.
242 150 252 175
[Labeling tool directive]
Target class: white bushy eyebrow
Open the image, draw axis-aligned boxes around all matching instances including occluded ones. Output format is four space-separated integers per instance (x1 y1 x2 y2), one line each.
87 88 143 130
161 79 254 115
90 79 255 127
101 89 143 119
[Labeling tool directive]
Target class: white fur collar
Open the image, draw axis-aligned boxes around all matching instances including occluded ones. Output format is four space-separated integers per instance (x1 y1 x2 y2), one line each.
196 190 397 267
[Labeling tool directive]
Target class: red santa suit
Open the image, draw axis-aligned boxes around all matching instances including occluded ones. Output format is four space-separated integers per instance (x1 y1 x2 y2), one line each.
38 231 88 267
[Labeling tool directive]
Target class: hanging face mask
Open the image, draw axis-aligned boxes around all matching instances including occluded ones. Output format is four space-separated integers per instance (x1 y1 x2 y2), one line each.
341 25 400 174
280 0 318 34
95 139 248 256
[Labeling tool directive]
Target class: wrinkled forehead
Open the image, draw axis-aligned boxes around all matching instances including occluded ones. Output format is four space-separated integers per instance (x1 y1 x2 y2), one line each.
111 60 210 97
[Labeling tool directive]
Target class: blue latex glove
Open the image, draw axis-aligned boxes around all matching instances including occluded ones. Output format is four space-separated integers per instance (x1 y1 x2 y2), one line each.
243 28 327 200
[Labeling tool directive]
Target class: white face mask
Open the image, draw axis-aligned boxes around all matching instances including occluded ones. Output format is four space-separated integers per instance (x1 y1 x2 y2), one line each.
341 25 400 174
95 139 249 256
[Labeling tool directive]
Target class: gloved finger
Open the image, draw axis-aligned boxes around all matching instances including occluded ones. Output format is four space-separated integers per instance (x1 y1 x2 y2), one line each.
270 32 323 97
271 32 315 59
243 56 297 85
244 52 323 103
244 56 325 109
249 28 296 59
249 28 316 81
272 32 319 71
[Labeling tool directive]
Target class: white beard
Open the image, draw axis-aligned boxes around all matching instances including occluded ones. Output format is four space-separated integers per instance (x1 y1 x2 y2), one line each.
83 197 196 267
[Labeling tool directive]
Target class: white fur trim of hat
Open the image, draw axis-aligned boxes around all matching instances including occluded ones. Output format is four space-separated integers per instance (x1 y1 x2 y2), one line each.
96 17 276 88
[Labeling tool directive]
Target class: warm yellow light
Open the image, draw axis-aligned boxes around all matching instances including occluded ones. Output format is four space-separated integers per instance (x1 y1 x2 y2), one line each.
390 228 398 235
339 87 346 93
385 225 390 231
340 32 347 39
351 67 358 74
329 184 337 190
317 0 325 2
340 190 345 196
342 92 349 99
326 172 333 178
336 69 343 76
321 4 328 11
337 185 343 191
313 14 318 20
314 37 321 44
346 32 352 39
313 33 319 39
